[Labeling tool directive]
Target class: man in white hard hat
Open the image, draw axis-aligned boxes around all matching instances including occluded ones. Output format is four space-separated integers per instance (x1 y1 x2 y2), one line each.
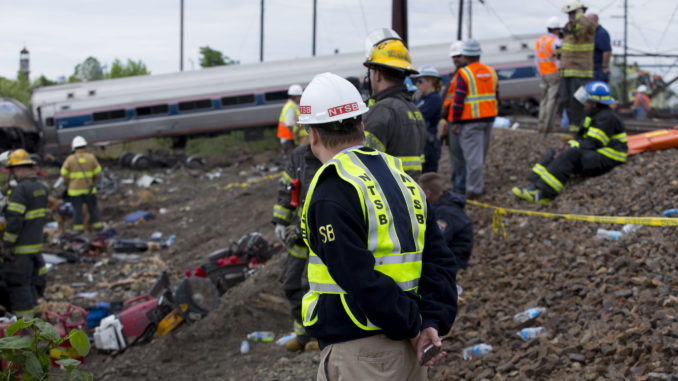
299 72 457 380
442 40 468 194
634 85 650 120
277 84 304 154
559 0 596 132
449 39 499 200
60 136 103 233
536 17 563 133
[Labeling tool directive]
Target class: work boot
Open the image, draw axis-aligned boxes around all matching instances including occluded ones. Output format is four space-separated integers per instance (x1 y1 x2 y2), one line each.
285 334 310 352
304 340 320 352
511 187 551 205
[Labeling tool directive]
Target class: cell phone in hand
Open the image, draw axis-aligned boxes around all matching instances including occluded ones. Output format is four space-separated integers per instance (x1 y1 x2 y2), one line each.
420 343 441 366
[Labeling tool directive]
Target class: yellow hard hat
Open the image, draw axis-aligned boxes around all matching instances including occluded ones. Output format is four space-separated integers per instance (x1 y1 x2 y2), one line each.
363 39 418 75
6 149 34 167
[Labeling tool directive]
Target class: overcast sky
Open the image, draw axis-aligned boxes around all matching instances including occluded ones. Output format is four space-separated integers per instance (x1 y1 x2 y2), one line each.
1 0 677 83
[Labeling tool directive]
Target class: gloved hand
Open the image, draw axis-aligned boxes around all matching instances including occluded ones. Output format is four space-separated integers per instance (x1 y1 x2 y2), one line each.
284 225 300 246
274 223 287 243
436 119 448 140
0 246 12 263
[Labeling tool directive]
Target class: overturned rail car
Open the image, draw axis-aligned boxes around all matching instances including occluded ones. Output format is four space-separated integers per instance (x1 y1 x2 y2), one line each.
31 34 541 155
0 97 40 152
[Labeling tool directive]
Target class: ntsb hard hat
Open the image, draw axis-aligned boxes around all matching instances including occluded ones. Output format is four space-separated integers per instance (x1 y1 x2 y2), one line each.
72 136 87 150
574 81 615 105
546 16 561 29
298 72 368 125
288 84 303 97
449 41 464 57
6 148 34 167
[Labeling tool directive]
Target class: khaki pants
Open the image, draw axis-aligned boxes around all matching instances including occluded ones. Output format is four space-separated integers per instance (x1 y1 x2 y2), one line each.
538 73 560 132
317 334 427 381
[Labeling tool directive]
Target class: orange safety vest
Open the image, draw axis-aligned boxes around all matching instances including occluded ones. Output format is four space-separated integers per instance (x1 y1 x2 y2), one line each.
635 92 650 110
277 100 299 140
444 71 460 122
458 62 498 121
536 34 558 75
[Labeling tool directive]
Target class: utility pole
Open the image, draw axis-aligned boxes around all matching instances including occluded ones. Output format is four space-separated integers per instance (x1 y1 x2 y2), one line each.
622 0 628 105
180 0 184 71
468 0 472 38
457 0 464 41
260 0 264 62
391 0 408 46
312 0 317 56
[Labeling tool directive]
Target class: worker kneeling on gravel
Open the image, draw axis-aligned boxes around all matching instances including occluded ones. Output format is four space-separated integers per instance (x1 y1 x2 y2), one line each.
299 72 458 380
512 80 627 204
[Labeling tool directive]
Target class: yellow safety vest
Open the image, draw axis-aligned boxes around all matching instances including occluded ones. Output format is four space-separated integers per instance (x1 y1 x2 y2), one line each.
300 148 427 330
277 100 299 140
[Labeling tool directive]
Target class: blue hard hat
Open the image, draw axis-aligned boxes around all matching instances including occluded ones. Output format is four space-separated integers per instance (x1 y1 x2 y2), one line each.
403 77 418 92
461 39 482 56
575 81 616 105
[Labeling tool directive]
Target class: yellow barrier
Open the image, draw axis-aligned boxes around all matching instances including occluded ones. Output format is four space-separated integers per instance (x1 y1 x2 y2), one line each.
466 199 678 238
222 173 281 191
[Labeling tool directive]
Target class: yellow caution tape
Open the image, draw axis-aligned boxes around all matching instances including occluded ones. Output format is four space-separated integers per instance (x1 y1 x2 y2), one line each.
467 199 678 237
222 173 281 190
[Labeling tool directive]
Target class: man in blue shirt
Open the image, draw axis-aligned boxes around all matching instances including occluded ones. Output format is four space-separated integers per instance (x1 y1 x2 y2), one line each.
587 13 612 83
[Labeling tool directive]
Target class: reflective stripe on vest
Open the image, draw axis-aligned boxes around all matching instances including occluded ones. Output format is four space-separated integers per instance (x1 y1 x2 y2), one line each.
13 243 43 255
536 35 558 75
24 208 46 220
277 100 299 140
273 204 292 223
301 148 426 330
459 62 498 121
532 163 564 194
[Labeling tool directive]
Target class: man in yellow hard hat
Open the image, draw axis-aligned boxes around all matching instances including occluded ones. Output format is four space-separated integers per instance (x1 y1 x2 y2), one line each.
362 29 427 180
1 149 48 317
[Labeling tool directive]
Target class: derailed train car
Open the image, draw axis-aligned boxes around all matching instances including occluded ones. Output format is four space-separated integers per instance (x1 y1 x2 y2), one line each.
0 97 41 152
31 34 541 155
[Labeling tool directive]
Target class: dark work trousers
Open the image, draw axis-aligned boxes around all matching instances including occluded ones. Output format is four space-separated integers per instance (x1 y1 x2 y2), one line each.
33 252 47 297
279 238 309 336
71 193 102 232
560 76 591 130
422 134 441 174
2 254 37 315
528 147 619 199
448 127 467 194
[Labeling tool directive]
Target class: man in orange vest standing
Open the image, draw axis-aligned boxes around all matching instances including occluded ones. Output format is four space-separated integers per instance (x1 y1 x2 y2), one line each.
277 84 303 155
634 85 650 120
450 39 499 199
536 17 562 133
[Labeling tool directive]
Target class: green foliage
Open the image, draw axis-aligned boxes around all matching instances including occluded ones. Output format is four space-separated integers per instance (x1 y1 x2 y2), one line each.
0 77 31 106
199 46 239 68
0 317 92 381
106 58 150 79
185 128 278 157
69 56 104 83
32 75 58 88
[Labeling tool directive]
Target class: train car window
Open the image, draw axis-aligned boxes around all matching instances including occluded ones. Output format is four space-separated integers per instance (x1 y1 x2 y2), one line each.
67 93 74 99
89 90 96 96
92 109 126 122
521 43 528 50
221 94 256 107
178 99 213 111
46 117 55 127
264 91 288 102
499 45 507 52
136 104 170 117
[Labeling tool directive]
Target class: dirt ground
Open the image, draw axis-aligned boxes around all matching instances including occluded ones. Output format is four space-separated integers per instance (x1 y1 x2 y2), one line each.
35 127 677 380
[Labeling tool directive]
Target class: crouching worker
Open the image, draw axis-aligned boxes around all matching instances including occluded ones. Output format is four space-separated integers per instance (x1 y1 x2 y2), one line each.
299 72 458 380
1 149 48 318
418 173 474 270
512 81 627 204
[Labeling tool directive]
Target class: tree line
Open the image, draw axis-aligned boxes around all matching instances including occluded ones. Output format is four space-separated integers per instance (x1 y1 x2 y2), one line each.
0 46 237 108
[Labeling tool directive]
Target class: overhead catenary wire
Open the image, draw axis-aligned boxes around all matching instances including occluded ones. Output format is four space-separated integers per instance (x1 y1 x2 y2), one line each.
479 0 518 40
656 1 678 52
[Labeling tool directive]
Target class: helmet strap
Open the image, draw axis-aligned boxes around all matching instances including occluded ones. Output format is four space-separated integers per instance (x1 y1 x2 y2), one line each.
364 68 373 98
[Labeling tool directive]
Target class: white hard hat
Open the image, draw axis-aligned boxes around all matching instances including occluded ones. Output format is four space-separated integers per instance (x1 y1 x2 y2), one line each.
298 72 368 125
547 16 561 29
288 84 303 97
637 85 648 93
561 0 586 13
449 40 464 57
72 136 87 150
413 64 441 79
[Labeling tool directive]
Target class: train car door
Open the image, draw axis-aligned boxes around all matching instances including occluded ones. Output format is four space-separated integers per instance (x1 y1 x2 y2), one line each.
36 104 59 154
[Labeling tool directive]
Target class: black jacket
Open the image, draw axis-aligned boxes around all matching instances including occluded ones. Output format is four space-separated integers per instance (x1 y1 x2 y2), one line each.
272 144 322 227
3 177 48 254
432 191 474 270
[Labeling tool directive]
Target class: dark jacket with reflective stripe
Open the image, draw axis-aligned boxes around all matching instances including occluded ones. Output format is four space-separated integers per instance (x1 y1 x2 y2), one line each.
304 149 457 348
272 144 322 227
363 84 427 180
2 177 47 254
432 191 474 270
577 106 627 155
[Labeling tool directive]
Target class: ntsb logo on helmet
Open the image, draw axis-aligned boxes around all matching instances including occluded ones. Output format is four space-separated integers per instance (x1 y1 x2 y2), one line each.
327 102 359 118
300 105 312 114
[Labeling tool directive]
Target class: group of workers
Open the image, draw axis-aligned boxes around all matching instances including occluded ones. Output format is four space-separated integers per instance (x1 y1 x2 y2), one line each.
1 136 103 318
271 1 630 378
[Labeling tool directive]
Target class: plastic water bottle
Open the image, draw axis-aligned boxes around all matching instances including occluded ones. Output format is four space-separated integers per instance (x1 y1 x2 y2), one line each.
462 344 492 360
596 228 622 241
517 327 547 341
275 333 296 346
240 340 250 354
513 307 547 324
246 331 275 342
622 224 641 234
662 209 678 217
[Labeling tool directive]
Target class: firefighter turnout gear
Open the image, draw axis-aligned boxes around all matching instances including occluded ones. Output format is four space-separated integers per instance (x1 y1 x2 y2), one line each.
60 149 103 232
300 147 458 347
2 174 48 316
560 13 596 79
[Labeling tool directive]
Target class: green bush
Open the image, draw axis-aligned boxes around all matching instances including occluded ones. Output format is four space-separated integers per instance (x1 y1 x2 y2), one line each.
0 317 91 381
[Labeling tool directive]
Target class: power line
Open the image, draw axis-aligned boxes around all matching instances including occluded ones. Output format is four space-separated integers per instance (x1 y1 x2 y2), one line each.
480 0 518 39
657 1 678 51
598 0 618 14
